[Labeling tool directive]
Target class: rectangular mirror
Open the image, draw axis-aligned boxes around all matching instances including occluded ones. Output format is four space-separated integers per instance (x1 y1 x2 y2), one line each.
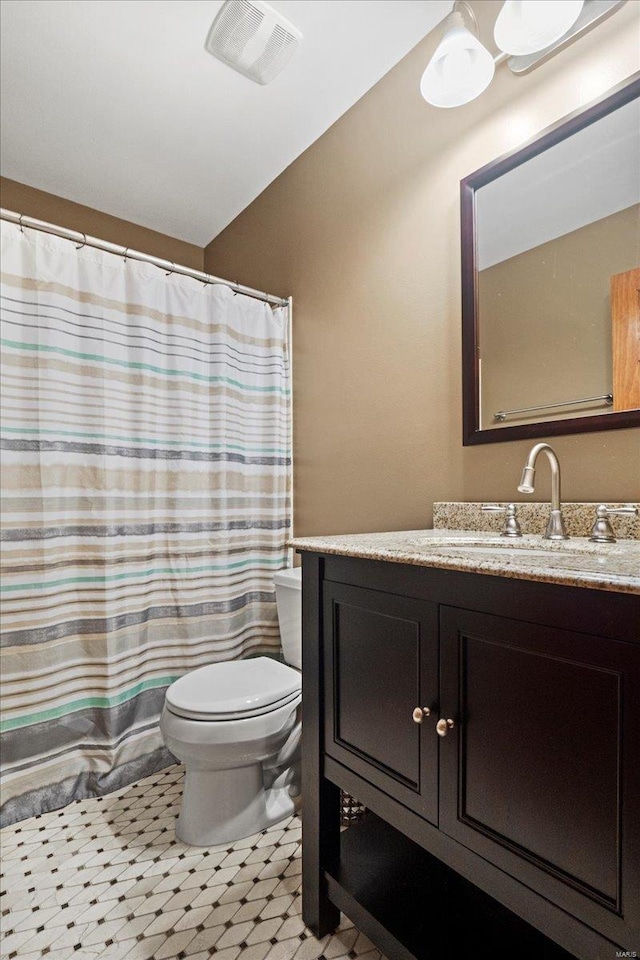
461 75 640 445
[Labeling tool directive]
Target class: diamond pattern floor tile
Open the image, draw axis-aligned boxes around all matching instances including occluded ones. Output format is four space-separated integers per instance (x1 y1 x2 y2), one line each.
0 765 388 959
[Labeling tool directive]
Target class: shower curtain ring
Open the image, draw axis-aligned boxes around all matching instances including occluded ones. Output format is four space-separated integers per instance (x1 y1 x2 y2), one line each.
123 248 129 263
165 263 175 276
18 214 24 233
75 233 87 250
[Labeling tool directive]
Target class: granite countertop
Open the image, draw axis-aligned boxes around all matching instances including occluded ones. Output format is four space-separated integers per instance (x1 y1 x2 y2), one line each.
289 528 640 595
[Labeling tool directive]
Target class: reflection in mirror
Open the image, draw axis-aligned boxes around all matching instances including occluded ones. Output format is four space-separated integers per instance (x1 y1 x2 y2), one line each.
475 94 640 432
461 78 640 445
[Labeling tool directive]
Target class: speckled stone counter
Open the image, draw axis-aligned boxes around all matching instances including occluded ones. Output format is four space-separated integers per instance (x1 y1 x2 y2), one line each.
290 527 640 595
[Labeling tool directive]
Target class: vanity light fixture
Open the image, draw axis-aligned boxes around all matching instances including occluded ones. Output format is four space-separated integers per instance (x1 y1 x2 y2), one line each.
420 0 626 108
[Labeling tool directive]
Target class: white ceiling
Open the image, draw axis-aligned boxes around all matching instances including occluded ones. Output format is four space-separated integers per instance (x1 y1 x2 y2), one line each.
0 0 452 246
477 97 640 270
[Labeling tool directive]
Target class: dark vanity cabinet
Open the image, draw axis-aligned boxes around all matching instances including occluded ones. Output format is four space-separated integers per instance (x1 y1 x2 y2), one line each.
439 607 638 944
301 552 640 960
323 583 439 825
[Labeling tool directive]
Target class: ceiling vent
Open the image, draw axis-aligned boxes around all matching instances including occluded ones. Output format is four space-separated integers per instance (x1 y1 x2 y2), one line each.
205 0 302 85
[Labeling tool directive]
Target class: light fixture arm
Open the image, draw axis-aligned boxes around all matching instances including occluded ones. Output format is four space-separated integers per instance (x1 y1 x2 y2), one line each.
453 0 479 35
453 3 510 65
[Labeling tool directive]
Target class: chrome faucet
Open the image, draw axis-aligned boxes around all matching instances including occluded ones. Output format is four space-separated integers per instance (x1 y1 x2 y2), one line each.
517 443 569 540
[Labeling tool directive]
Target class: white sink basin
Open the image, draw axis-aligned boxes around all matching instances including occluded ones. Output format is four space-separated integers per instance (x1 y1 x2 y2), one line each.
407 536 504 547
428 544 576 560
405 535 607 560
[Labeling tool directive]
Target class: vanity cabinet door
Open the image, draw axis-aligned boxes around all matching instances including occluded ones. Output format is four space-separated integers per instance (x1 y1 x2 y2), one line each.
323 583 439 824
439 607 640 950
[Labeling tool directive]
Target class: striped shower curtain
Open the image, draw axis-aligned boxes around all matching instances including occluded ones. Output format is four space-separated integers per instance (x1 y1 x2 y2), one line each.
0 220 291 826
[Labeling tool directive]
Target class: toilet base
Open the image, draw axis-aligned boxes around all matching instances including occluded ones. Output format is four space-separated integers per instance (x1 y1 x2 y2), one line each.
176 764 296 846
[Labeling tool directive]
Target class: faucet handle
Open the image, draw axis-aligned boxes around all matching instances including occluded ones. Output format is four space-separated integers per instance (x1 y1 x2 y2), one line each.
481 503 522 538
589 505 638 544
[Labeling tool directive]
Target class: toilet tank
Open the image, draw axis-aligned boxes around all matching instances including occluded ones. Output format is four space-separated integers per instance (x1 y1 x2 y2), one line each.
273 567 302 669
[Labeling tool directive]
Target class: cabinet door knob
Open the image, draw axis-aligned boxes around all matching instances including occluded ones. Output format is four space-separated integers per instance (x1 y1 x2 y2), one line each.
412 707 431 723
436 718 455 737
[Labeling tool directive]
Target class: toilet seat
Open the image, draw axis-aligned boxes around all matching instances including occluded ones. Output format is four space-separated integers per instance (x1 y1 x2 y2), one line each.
166 688 301 722
165 656 301 722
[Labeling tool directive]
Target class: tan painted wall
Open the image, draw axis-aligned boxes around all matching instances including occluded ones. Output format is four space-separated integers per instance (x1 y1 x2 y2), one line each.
479 204 640 429
0 178 204 271
205 1 640 537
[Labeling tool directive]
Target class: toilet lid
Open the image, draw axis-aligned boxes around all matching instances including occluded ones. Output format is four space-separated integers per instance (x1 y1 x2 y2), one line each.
165 657 301 721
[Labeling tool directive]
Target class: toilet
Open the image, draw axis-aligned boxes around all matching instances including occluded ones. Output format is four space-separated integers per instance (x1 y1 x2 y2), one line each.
160 566 302 846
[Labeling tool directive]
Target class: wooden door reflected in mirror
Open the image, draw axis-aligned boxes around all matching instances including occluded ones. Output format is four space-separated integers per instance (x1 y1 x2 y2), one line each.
611 268 640 413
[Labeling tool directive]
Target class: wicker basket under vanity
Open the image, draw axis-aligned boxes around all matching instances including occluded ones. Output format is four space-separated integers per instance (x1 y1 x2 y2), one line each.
340 790 366 826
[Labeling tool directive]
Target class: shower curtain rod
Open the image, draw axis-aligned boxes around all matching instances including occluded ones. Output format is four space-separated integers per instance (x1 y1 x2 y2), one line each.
0 208 289 308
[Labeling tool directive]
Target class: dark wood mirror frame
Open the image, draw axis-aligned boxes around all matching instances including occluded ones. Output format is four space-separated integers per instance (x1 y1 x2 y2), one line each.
461 73 640 446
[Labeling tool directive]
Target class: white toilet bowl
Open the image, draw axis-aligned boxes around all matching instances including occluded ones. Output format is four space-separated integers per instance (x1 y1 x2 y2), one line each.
160 656 301 846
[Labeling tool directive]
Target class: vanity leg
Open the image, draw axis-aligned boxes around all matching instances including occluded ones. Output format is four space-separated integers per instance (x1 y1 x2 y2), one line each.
302 777 341 936
301 554 341 938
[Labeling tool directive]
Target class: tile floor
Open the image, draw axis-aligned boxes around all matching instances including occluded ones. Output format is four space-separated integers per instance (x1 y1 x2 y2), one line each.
0 765 388 960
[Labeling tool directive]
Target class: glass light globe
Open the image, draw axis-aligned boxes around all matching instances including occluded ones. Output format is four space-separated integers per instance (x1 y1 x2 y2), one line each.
494 1 584 56
420 23 495 109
